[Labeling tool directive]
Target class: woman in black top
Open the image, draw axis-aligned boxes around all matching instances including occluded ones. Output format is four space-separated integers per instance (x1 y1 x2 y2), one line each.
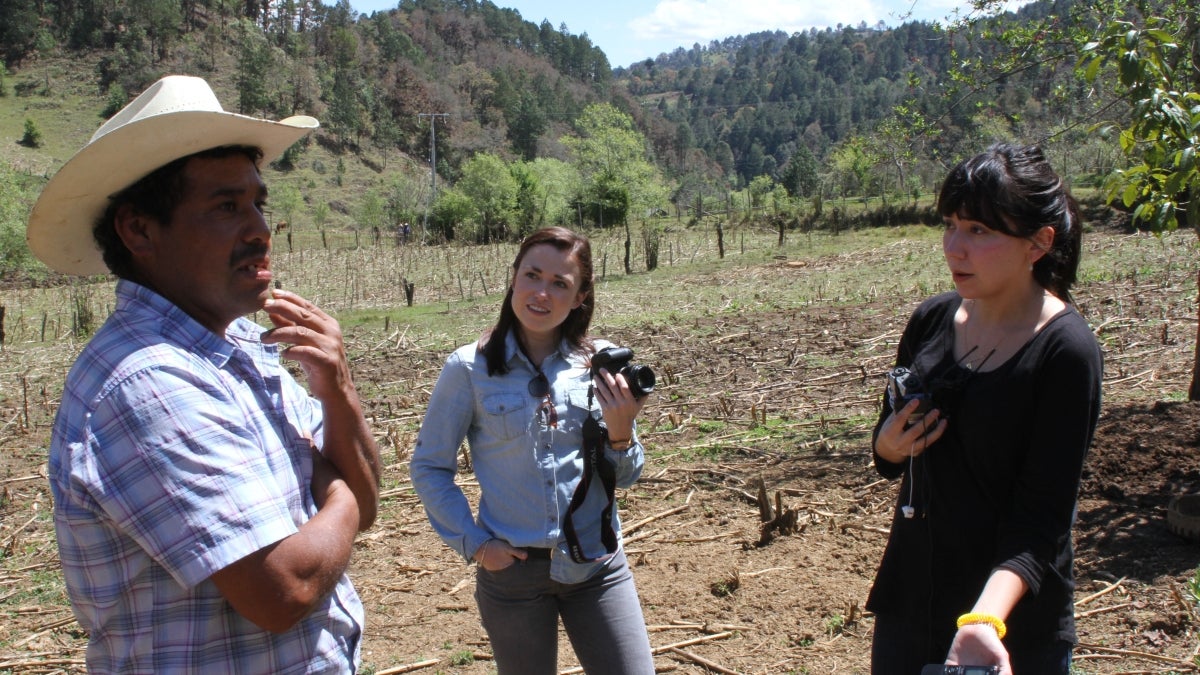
867 144 1102 675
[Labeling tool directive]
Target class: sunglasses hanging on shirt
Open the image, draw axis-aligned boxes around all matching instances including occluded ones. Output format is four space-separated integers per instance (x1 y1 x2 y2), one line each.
528 371 557 429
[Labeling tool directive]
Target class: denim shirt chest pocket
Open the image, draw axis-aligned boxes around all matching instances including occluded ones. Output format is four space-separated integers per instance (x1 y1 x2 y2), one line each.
481 391 531 441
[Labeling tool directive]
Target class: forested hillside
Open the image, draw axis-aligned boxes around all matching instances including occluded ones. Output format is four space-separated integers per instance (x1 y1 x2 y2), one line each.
2 0 615 170
615 0 1129 195
1 0 1192 265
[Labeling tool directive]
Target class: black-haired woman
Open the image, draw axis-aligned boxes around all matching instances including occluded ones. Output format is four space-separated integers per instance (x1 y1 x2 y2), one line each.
867 144 1103 675
411 227 655 674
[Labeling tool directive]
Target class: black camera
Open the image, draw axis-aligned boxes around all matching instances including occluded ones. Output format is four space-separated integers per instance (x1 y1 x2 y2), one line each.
591 347 656 398
886 366 932 424
920 666 1000 675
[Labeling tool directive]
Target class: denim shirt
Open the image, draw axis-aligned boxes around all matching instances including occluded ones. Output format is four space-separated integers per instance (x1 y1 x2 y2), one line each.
411 332 644 584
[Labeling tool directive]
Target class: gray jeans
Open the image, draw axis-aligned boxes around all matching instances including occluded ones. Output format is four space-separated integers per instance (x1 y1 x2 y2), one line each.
474 549 655 675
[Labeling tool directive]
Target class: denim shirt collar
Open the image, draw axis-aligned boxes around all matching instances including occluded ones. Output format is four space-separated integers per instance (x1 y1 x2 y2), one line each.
501 330 582 373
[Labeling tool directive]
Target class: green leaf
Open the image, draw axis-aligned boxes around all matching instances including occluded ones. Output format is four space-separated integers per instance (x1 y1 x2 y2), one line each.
1178 147 1195 172
1131 201 1149 222
1165 172 1184 196
1119 53 1140 86
1122 183 1140 207
1119 129 1137 153
1143 29 1177 45
1083 55 1102 82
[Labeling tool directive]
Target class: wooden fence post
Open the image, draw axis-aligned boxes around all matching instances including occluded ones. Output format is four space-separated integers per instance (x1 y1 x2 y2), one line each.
402 279 415 307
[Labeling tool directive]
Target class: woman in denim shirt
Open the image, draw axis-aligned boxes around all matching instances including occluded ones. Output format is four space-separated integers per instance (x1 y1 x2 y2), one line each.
411 227 656 674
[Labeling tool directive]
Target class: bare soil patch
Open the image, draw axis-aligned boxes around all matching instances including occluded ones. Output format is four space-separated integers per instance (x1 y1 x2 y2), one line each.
1 228 1197 674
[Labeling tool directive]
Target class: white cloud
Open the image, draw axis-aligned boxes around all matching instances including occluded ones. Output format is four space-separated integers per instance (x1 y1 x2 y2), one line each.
627 0 1028 47
630 0 890 44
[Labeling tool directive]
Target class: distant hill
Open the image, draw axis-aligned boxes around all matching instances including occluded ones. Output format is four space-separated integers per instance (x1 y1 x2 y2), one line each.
1 0 627 170
1 0 1124 245
610 0 1112 191
1 0 654 250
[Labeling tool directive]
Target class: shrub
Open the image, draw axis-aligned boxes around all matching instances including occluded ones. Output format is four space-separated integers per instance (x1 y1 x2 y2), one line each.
101 87 127 118
20 118 42 148
0 163 40 277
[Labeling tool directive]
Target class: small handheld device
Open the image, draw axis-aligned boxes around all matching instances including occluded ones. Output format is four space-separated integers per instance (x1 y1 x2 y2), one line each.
920 666 1001 675
886 366 932 425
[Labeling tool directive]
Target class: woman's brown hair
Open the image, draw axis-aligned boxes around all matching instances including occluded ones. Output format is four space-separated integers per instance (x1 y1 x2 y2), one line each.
481 227 595 375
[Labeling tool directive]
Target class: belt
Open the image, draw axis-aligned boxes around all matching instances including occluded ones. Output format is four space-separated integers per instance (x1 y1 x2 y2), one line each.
523 547 553 559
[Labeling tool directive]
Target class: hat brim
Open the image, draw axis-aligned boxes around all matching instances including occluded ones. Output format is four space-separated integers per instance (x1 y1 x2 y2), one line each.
27 110 318 276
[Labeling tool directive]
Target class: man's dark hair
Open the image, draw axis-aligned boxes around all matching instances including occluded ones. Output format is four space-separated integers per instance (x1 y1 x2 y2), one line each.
93 145 263 280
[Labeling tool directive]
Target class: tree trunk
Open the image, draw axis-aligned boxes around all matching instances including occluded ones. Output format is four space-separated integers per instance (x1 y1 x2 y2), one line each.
1190 268 1200 401
623 222 632 275
403 279 415 307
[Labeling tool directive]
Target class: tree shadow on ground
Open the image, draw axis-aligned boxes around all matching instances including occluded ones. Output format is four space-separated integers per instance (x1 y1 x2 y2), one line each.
1076 400 1200 581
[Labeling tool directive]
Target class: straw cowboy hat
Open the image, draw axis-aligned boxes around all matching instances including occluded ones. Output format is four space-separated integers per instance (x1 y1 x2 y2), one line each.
26 75 319 275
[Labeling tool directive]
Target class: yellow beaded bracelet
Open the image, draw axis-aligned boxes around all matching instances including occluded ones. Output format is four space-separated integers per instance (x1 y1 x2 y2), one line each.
956 612 1007 639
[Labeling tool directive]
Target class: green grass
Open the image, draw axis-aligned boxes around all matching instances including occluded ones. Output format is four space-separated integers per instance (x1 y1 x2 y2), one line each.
823 613 846 636
1 61 109 177
11 223 933 350
0 569 67 615
674 444 731 462
1 200 1195 418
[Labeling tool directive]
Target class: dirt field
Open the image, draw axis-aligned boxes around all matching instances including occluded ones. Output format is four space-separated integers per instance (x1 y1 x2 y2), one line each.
1 226 1198 674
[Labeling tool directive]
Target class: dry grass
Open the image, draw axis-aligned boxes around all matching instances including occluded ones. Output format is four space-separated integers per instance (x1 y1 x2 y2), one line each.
1 223 1197 674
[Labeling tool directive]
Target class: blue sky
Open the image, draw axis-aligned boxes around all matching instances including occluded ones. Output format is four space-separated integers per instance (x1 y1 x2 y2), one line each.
348 0 1032 68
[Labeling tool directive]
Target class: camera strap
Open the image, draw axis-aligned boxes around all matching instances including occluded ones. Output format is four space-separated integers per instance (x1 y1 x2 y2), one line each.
563 414 618 564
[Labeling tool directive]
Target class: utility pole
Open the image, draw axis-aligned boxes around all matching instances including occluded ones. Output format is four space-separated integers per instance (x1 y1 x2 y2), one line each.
418 112 448 240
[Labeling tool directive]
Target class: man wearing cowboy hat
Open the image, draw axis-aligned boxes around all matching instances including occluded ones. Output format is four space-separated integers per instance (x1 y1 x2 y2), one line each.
28 75 381 673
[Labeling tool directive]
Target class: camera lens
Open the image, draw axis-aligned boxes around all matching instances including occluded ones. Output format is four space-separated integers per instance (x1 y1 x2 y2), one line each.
624 364 656 398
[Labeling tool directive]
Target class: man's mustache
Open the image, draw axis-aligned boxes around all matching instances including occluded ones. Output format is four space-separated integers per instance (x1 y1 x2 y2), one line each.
232 244 270 267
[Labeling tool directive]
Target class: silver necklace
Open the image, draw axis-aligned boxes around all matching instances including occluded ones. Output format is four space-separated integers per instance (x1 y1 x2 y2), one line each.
960 344 996 371
959 302 1005 371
